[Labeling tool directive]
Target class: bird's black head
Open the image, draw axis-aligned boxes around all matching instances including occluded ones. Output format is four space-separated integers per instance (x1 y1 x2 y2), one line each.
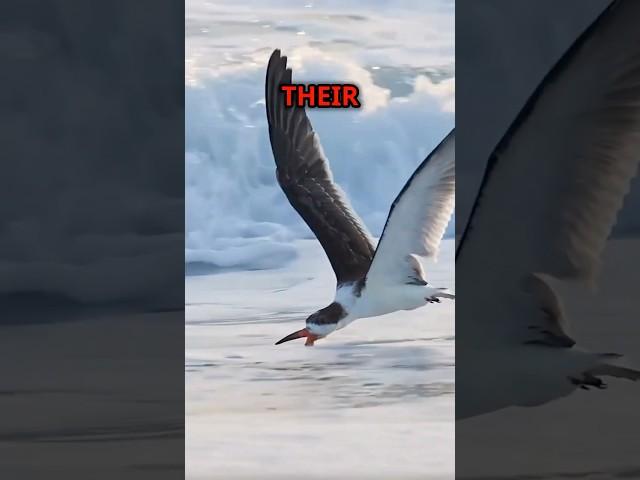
275 303 346 346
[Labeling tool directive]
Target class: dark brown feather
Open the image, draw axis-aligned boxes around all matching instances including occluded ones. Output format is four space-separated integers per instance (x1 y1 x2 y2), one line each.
265 50 375 285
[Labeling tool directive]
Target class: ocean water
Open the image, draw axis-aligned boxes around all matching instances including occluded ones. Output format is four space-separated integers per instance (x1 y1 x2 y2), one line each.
186 239 455 479
185 3 456 477
185 0 455 271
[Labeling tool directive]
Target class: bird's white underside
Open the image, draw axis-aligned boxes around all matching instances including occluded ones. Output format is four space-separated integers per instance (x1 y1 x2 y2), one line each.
308 133 456 336
308 281 448 337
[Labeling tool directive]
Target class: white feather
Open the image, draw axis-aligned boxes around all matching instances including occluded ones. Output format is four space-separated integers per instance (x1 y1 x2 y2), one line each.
366 132 455 287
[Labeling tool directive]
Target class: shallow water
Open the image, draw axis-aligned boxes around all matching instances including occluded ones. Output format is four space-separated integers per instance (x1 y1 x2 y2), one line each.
185 239 455 479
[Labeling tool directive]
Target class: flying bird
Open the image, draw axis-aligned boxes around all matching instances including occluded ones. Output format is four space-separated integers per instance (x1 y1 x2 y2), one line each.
265 49 455 346
456 0 640 419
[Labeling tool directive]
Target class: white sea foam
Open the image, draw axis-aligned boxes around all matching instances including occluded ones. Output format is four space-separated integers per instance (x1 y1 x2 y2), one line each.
186 46 454 270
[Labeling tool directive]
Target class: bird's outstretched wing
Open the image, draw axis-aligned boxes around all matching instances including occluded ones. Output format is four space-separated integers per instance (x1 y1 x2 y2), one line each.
457 0 640 345
266 49 375 285
365 131 455 287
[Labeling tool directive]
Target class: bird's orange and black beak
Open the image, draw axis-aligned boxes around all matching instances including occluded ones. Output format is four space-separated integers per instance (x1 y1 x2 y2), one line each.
275 328 320 346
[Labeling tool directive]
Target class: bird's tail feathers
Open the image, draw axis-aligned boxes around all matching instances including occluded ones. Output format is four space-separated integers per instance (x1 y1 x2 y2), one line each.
589 361 640 381
435 288 455 300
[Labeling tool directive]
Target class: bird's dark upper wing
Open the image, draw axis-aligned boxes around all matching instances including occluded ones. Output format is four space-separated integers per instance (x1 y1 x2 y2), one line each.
265 49 375 285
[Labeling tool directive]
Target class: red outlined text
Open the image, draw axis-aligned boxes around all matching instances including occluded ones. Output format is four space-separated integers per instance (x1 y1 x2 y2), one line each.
280 84 361 108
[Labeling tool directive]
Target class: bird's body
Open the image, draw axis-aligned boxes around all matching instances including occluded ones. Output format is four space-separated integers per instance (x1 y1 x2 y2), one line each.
351 283 445 320
307 282 449 338
457 0 640 419
265 50 455 345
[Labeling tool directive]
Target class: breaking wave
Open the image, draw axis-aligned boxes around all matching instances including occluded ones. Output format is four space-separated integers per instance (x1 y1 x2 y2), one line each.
186 49 454 271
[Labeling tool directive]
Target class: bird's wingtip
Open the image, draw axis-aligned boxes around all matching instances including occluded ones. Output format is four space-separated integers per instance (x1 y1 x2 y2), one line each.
269 48 280 61
268 48 285 67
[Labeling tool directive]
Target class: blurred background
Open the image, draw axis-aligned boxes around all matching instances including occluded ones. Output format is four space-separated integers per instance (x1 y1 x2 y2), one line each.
456 1 640 477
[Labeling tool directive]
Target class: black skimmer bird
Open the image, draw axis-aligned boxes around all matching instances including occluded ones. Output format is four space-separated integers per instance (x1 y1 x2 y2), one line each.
457 0 640 419
266 49 455 346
